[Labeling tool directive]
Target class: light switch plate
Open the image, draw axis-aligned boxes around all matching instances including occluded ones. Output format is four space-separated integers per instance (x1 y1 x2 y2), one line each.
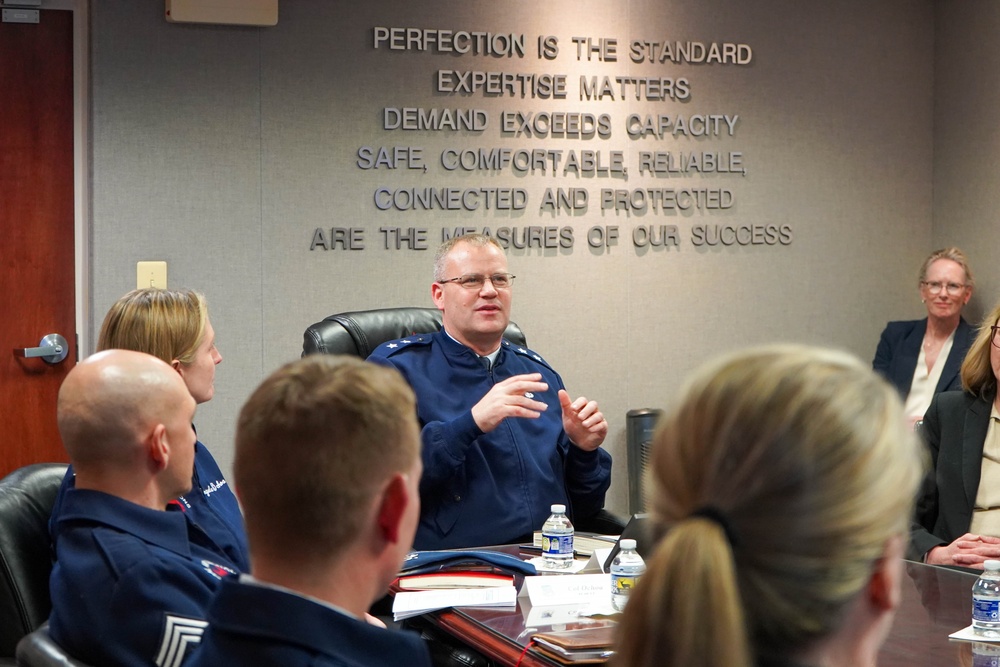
137 261 168 289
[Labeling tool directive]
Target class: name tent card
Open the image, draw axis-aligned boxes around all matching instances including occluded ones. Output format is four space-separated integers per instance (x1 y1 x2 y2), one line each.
520 573 612 606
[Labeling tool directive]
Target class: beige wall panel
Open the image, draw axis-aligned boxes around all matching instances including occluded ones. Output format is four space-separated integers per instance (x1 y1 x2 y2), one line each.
92 0 934 516
934 0 1000 324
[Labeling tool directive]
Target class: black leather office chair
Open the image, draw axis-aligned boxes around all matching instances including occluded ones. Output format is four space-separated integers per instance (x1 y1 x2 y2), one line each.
302 306 526 357
0 464 68 663
15 625 92 667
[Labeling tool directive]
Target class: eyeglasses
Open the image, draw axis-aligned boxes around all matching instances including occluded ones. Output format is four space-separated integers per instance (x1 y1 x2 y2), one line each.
437 273 515 290
921 281 967 296
991 326 1000 349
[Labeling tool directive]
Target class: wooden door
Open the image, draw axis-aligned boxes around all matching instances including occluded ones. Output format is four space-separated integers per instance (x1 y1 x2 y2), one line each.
0 9 76 476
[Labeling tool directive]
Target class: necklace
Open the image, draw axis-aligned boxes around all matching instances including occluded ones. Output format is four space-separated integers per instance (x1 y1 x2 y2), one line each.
923 337 943 351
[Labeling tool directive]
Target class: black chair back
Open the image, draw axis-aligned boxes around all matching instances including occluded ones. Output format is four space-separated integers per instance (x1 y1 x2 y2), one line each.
0 464 68 659
302 307 526 358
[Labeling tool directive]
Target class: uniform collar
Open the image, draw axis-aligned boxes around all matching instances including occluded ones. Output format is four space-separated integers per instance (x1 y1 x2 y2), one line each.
439 328 504 367
208 578 426 663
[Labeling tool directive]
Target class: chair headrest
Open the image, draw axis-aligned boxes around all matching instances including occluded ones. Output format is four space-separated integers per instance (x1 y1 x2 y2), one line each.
302 307 526 358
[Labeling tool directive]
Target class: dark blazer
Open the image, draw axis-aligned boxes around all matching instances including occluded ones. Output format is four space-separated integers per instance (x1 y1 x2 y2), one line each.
909 389 994 560
873 317 973 399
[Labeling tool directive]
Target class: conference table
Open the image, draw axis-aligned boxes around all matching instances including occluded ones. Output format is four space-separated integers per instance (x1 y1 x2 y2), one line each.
418 559 986 666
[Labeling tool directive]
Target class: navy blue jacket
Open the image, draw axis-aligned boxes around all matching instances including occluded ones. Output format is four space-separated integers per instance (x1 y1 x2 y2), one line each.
369 330 612 549
50 438 249 573
49 489 239 667
873 317 974 399
188 577 432 667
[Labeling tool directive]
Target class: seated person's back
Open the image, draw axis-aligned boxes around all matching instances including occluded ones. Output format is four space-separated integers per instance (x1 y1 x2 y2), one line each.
613 346 923 667
188 356 432 667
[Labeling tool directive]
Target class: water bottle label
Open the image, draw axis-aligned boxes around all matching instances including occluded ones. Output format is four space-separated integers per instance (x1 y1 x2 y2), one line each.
974 643 1000 667
542 533 573 556
612 573 640 595
973 596 1000 622
974 656 1000 667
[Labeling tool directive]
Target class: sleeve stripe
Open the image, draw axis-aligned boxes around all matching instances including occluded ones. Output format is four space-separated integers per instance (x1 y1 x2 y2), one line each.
155 615 208 667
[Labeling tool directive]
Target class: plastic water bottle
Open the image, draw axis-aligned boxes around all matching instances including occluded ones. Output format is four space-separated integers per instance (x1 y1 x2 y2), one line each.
973 560 1000 637
541 504 574 569
611 538 646 611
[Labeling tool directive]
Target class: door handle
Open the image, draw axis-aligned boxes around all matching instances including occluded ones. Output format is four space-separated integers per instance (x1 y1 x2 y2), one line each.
14 333 69 364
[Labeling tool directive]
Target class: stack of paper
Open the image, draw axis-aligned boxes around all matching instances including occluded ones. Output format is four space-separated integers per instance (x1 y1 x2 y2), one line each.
392 585 517 621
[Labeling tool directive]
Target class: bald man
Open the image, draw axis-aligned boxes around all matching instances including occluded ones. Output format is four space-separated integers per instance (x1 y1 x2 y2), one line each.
48 350 239 667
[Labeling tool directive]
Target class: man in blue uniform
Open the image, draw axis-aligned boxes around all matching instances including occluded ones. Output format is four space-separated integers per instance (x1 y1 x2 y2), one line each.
49 350 239 667
188 356 432 667
369 233 612 549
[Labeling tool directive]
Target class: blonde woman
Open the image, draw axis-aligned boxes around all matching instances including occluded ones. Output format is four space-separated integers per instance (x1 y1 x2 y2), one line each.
614 346 922 667
873 247 974 427
912 300 1000 568
49 288 248 572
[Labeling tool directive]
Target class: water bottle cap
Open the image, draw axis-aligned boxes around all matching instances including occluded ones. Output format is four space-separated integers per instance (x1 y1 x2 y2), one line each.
986 560 1000 571
620 539 637 550
550 504 566 513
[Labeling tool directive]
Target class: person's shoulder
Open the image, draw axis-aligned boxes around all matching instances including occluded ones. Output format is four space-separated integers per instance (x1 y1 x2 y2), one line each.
53 522 158 586
193 439 223 472
79 522 231 581
956 317 975 339
111 540 234 592
502 339 556 372
368 333 437 360
882 319 923 335
933 389 981 412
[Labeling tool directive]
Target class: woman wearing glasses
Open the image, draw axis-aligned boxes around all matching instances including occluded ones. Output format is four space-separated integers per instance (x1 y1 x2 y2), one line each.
873 247 974 427
911 302 1000 567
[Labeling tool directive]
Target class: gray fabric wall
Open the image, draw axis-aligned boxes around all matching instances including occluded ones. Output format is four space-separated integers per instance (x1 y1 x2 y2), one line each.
933 1 1000 310
90 0 939 515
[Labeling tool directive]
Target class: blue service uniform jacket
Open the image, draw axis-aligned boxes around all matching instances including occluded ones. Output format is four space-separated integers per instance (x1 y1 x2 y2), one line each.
188 577 433 667
873 317 974 399
369 330 612 549
49 489 239 667
50 438 250 572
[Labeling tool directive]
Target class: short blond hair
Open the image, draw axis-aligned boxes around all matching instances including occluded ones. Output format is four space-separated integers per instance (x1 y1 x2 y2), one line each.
433 233 504 281
919 247 974 289
97 288 207 365
235 356 419 566
613 346 923 667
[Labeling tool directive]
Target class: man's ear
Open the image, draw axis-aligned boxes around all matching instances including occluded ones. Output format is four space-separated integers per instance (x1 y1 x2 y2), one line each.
376 474 410 545
431 282 445 311
147 423 169 473
869 533 905 611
